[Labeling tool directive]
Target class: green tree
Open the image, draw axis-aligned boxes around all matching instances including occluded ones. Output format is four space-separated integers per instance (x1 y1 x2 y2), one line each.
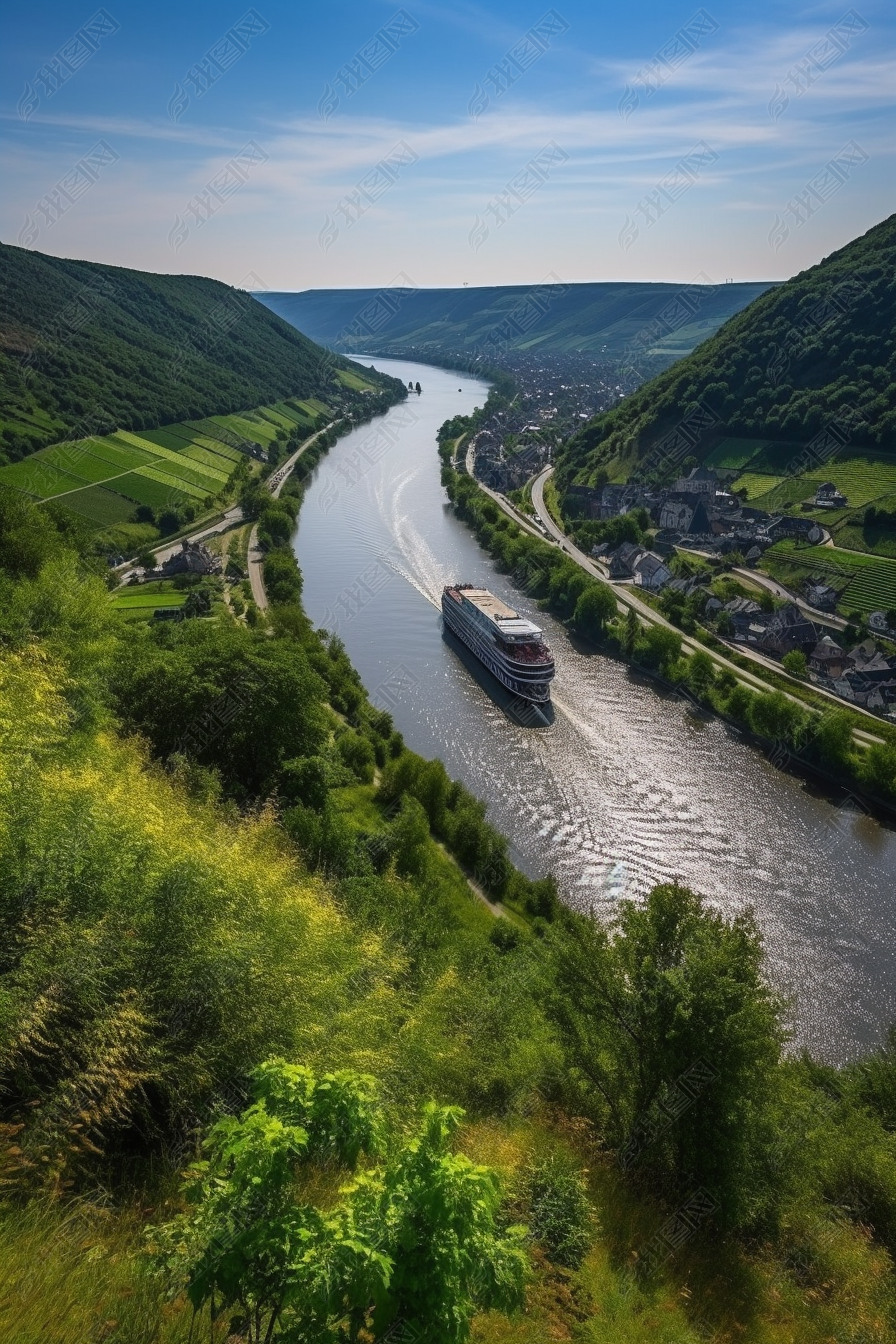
525 1150 595 1268
183 588 212 619
622 605 639 658
748 690 808 748
263 549 303 604
640 623 683 676
715 668 737 697
861 743 896 798
545 885 784 1228
280 754 330 810
725 683 754 721
811 709 854 770
337 730 376 783
150 1061 388 1344
355 1103 528 1343
572 582 617 638
110 621 327 797
0 485 64 578
687 649 715 699
258 503 295 548
782 649 808 678
391 794 430 877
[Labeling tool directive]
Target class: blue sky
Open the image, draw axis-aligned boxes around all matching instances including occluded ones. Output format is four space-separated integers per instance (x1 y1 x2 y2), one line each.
2 0 893 290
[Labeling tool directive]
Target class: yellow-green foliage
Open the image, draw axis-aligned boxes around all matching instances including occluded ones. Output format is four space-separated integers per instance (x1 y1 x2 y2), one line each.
0 643 552 1191
0 646 407 1184
0 1201 198 1344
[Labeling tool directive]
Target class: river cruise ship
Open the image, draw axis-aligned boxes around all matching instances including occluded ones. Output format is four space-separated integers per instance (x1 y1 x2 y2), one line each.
441 584 555 703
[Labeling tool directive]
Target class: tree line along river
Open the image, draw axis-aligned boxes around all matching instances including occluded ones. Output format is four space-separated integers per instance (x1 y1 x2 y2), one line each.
293 357 896 1063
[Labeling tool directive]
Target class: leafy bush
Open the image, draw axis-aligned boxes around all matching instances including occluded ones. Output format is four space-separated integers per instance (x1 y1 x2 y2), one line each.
151 1061 527 1344
525 1150 595 1268
337 729 376 783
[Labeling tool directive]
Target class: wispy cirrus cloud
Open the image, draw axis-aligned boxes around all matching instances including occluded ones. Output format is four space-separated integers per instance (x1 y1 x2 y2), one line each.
2 10 891 287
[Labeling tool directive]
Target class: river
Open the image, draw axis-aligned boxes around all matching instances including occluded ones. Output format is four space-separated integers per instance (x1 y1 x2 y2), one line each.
294 356 896 1062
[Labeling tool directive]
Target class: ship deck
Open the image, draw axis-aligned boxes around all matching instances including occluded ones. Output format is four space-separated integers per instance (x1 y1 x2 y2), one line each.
461 588 518 621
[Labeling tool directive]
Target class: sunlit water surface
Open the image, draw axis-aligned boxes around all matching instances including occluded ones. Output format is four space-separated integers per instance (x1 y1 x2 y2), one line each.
294 357 896 1061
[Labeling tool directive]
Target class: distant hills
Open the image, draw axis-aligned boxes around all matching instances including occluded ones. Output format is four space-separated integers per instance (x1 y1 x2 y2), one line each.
556 214 896 490
255 280 772 365
0 244 397 462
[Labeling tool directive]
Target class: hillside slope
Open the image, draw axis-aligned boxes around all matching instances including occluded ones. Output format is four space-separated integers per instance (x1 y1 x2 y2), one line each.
557 213 896 489
256 280 772 362
0 244 398 461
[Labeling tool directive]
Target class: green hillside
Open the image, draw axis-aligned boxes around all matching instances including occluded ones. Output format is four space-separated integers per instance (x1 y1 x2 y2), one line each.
256 279 772 360
0 243 401 461
0 395 336 550
4 478 896 1344
557 213 896 490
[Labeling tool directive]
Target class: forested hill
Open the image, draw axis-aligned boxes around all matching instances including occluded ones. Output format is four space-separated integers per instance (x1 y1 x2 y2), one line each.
557 212 896 488
255 279 772 361
0 244 399 461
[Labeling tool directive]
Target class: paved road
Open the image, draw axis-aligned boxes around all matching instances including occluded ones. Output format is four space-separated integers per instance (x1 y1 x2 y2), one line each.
116 422 339 591
114 506 246 585
525 467 886 743
732 567 848 632
465 437 556 545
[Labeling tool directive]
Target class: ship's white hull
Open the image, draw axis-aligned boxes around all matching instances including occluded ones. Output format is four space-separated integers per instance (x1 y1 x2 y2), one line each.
441 595 554 702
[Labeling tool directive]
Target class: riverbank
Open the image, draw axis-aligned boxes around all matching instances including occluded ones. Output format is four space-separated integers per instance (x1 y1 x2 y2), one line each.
288 355 896 1061
245 421 558 928
450 429 896 823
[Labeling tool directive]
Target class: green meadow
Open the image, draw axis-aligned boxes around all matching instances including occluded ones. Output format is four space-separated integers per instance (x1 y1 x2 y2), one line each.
764 540 896 615
0 396 331 541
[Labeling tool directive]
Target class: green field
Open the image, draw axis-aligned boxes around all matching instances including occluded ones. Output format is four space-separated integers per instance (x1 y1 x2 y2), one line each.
732 471 795 502
36 445 123 485
763 541 896 616
704 437 769 470
733 456 896 510
136 426 193 452
0 399 311 535
138 457 223 492
135 464 209 500
730 452 896 562
111 588 187 609
109 471 193 510
832 493 896 559
186 418 263 449
181 443 237 472
815 456 896 507
336 368 377 392
77 437 155 470
139 425 240 464
256 407 298 432
274 399 317 426
109 585 189 621
0 395 329 538
0 458 86 497
60 485 140 526
112 431 229 484
207 413 279 445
